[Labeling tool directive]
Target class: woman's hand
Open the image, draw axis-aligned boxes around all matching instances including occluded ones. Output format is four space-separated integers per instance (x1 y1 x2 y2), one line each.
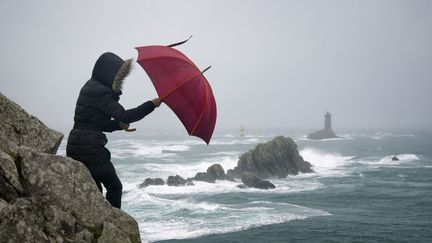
119 122 136 132
152 98 162 108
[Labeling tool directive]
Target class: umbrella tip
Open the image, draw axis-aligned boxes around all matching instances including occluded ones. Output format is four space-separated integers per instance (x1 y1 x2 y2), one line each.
201 66 212 74
167 35 193 48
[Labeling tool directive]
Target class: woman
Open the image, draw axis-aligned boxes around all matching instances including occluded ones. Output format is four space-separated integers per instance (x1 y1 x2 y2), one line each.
66 52 161 208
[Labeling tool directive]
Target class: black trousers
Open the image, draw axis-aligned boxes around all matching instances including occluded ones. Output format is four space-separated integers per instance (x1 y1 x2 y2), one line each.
92 172 123 209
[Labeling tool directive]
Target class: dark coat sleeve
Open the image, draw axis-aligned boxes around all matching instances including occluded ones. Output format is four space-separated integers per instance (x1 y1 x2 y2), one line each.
102 120 122 133
97 91 155 124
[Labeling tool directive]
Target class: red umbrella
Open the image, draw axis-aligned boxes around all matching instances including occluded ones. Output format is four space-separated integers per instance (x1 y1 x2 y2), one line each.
135 39 216 144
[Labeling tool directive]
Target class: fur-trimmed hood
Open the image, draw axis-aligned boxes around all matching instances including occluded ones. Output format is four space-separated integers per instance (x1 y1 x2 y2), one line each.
91 52 132 93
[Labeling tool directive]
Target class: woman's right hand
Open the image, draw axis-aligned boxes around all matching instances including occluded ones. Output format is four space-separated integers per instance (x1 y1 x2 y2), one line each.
152 98 162 108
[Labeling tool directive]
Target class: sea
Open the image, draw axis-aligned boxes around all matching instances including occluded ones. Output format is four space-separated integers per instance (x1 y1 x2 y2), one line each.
58 129 432 243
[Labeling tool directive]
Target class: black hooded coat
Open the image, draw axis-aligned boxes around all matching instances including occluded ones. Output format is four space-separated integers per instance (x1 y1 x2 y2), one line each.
66 52 155 176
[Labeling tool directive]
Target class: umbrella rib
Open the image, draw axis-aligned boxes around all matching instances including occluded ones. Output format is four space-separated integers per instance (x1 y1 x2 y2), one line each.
160 72 202 100
190 80 209 136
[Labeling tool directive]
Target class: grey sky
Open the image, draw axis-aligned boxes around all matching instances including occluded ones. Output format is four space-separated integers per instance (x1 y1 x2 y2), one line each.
1 0 431 135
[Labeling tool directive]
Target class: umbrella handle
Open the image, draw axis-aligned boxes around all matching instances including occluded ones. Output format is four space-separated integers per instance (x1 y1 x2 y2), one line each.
167 35 192 48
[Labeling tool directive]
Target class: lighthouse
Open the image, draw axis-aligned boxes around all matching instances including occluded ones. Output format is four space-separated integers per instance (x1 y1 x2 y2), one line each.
325 112 332 131
307 111 338 140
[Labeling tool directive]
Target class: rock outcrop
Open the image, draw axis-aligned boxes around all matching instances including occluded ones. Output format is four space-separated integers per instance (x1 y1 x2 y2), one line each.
139 178 165 188
307 112 338 140
0 93 63 155
193 164 235 183
231 136 313 179
167 175 188 186
241 172 275 189
0 93 141 242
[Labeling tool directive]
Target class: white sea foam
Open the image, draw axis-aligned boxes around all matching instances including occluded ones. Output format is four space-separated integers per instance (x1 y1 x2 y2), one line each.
299 148 354 176
210 137 263 145
207 151 242 156
297 134 354 141
131 156 239 179
370 132 393 139
378 154 419 163
351 132 415 140
346 153 421 171
365 154 420 166
108 140 190 159
122 189 331 242
56 139 67 156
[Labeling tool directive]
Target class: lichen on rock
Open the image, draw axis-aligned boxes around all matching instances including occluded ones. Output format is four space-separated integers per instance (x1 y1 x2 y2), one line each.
0 93 141 242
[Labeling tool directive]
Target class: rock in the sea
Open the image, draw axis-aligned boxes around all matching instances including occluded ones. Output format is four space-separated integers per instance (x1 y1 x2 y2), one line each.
139 178 165 188
307 111 338 140
185 178 195 186
241 172 275 189
193 163 235 183
0 93 141 243
226 169 235 178
392 156 399 161
167 175 187 186
232 136 313 179
0 93 63 155
207 163 225 178
194 172 215 183
236 184 248 189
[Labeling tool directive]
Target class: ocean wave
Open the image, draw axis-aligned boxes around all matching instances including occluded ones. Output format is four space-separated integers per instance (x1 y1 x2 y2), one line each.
56 139 67 156
125 176 324 200
206 151 242 156
122 190 330 243
378 154 419 163
299 148 355 176
360 154 420 166
352 132 415 140
108 140 190 159
210 138 263 145
130 156 239 179
297 135 354 141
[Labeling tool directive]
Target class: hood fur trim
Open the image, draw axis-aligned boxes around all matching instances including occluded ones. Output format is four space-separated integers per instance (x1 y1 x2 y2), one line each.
112 58 133 93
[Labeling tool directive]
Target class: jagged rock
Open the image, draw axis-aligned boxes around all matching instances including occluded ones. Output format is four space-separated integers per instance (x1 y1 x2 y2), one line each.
193 172 215 183
226 169 235 178
232 136 313 179
193 164 235 183
207 164 225 178
0 151 22 202
392 156 399 161
167 175 187 186
307 112 338 140
0 151 23 197
0 147 141 242
0 93 63 155
0 94 141 243
139 178 165 188
185 178 195 186
241 172 275 189
99 221 135 243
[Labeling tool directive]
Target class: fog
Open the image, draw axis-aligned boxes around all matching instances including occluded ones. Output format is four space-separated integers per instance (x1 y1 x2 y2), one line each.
1 0 431 135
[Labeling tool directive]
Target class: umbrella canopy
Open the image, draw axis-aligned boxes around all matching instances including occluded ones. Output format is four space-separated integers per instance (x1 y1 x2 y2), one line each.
135 45 216 144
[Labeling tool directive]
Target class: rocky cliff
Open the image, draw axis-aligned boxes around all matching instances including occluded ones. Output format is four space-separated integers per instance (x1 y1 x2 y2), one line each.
230 136 313 179
0 93 141 242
